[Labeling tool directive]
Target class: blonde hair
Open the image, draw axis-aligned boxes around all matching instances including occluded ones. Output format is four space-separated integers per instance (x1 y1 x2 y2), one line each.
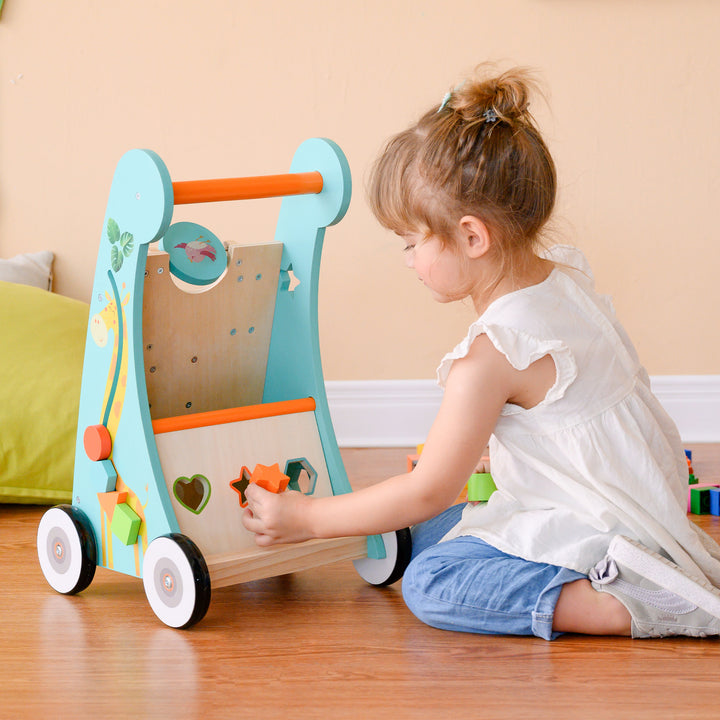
368 65 556 278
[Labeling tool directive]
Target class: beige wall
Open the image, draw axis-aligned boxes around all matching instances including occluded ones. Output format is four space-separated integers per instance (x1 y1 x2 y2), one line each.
2 1 718 380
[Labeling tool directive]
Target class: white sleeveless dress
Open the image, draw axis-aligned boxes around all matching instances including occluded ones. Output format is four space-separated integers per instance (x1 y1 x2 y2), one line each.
438 245 720 585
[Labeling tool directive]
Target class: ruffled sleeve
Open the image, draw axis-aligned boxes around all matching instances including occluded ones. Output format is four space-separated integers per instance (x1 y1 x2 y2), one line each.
436 319 578 411
434 246 607 409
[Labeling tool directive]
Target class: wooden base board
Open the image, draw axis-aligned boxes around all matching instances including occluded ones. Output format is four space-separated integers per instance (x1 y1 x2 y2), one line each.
207 536 368 589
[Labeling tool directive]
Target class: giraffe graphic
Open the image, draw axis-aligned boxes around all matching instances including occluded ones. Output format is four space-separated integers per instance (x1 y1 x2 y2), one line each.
91 232 150 576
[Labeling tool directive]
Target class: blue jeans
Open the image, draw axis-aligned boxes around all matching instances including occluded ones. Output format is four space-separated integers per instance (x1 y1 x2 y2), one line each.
402 504 586 640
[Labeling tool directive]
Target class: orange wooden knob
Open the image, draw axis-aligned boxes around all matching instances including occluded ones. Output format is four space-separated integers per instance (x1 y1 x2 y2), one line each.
84 424 112 461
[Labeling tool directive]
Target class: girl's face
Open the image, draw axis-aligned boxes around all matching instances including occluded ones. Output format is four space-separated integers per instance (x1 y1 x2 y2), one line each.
400 232 468 304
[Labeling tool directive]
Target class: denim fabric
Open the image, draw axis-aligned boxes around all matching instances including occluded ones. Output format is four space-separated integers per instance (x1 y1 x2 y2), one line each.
403 504 586 640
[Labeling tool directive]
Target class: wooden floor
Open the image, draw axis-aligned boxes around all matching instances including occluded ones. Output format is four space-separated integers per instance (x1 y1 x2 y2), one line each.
4 445 720 719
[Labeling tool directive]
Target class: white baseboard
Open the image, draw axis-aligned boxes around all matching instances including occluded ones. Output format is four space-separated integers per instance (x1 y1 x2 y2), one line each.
326 376 720 447
649 376 720 444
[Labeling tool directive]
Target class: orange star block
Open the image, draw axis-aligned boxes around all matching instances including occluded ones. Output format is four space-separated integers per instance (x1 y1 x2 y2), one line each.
251 463 290 494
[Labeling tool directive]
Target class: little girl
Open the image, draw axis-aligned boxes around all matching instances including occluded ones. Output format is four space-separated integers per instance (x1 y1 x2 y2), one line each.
243 66 720 640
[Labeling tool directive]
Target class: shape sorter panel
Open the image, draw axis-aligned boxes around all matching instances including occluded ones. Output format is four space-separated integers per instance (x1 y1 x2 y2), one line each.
154 410 333 558
143 243 283 419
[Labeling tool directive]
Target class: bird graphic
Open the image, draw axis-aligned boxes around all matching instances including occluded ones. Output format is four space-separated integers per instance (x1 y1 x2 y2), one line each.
174 236 217 263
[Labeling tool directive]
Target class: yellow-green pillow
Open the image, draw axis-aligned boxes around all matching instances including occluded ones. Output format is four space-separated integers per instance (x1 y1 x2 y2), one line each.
0 281 88 504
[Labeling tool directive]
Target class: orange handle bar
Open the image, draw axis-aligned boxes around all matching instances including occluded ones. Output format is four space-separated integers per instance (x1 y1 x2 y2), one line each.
172 171 323 205
152 397 317 435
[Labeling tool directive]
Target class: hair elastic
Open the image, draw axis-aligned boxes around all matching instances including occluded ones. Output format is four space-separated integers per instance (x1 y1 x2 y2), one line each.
483 108 499 123
438 82 467 113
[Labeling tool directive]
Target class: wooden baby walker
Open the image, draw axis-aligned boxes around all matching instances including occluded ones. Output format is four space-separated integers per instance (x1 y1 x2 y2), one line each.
37 138 412 628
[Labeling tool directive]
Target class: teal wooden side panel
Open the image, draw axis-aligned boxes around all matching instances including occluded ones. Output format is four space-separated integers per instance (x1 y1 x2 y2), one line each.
72 149 178 578
262 139 351 497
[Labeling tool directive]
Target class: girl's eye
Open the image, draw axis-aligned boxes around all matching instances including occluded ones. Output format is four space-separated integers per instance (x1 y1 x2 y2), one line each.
403 245 415 253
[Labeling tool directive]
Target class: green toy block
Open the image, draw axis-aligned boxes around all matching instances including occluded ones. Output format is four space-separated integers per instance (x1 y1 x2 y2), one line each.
467 472 497 502
690 487 711 515
111 502 141 545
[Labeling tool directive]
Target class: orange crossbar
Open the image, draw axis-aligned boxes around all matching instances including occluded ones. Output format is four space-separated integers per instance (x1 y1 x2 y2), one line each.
172 171 323 205
152 398 316 435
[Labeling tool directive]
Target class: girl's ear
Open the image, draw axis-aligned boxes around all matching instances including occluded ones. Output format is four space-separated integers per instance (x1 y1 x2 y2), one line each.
458 215 491 259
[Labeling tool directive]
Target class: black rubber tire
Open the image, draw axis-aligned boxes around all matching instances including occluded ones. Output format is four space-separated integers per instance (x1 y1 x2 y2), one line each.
37 504 97 595
142 533 211 629
354 528 413 587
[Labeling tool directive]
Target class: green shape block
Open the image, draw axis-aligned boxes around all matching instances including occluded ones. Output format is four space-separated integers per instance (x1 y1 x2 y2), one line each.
690 488 711 515
111 502 141 545
467 473 497 502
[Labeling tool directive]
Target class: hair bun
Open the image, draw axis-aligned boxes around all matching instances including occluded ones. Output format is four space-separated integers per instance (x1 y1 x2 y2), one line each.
449 66 536 125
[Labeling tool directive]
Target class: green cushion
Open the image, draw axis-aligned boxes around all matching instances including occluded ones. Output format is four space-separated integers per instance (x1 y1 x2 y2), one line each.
0 281 88 504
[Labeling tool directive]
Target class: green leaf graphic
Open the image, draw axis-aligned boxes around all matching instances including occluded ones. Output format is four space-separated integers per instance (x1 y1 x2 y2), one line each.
111 245 123 272
120 231 134 257
107 218 120 245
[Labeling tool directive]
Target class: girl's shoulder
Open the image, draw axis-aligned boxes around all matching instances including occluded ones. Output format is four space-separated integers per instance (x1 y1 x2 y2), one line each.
436 245 597 391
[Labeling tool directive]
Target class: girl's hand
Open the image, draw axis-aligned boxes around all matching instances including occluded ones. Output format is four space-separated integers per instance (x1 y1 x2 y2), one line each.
241 484 314 547
475 456 490 474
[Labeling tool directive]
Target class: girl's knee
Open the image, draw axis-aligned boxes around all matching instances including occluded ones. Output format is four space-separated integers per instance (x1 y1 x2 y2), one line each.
401 558 430 624
401 553 448 627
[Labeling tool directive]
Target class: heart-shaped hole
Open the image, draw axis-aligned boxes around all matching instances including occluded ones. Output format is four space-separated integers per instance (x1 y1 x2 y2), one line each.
173 474 211 515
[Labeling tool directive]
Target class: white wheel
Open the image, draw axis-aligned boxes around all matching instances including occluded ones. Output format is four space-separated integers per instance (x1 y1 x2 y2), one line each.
37 505 96 595
354 529 412 587
142 534 211 628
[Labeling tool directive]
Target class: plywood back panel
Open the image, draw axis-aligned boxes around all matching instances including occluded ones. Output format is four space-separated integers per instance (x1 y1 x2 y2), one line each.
142 243 283 419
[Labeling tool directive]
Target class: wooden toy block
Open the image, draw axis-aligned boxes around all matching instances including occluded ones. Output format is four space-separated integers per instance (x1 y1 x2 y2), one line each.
111 502 142 546
456 458 493 504
467 472 497 502
412 442 493 504
251 463 290 494
89 458 118 492
687 483 720 512
690 487 713 515
229 461 291 507
710 488 720 516
84 424 112 461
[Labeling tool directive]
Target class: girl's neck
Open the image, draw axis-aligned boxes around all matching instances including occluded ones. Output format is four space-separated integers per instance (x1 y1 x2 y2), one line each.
470 254 554 315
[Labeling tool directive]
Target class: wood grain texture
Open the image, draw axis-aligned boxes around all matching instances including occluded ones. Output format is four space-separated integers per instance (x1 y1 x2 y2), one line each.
143 244 283 419
3 445 720 719
155 410 332 558
207 536 368 589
